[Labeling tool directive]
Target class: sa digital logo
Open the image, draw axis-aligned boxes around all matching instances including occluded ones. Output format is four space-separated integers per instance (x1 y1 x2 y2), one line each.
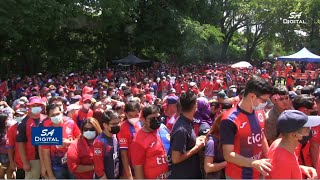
283 12 306 24
32 127 63 146
288 12 302 19
41 129 55 136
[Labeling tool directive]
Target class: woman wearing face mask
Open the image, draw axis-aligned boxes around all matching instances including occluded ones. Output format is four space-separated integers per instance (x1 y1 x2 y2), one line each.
67 117 102 179
42 104 81 179
6 108 28 179
93 110 121 179
130 105 170 179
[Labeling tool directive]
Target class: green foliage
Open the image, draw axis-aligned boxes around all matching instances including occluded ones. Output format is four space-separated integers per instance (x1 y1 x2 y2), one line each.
178 18 223 63
0 0 319 77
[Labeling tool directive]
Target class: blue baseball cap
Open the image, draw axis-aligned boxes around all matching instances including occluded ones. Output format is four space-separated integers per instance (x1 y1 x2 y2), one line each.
277 110 320 133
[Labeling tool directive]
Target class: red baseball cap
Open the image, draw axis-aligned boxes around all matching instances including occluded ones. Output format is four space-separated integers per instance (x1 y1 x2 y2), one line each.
82 94 92 102
82 86 93 95
27 96 45 106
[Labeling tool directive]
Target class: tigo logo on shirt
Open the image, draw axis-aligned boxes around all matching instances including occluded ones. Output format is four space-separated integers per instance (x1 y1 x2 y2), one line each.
156 155 168 165
32 127 63 146
247 132 262 147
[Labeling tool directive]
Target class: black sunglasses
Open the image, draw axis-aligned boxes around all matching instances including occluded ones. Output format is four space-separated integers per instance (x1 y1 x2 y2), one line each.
83 127 95 132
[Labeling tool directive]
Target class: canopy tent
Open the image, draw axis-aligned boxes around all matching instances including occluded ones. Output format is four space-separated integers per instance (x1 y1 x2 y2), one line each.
231 61 253 68
112 54 151 64
277 47 320 62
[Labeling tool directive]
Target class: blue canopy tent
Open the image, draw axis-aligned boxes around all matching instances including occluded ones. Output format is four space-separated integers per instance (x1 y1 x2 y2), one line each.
112 54 151 65
277 47 320 62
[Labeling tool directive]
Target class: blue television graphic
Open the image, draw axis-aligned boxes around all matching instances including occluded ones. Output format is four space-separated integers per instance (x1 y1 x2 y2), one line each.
32 127 63 146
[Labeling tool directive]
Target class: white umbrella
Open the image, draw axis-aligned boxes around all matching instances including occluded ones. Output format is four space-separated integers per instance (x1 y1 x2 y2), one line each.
231 61 253 68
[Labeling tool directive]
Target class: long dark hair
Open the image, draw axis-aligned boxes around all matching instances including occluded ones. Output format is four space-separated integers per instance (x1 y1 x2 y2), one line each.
207 112 224 138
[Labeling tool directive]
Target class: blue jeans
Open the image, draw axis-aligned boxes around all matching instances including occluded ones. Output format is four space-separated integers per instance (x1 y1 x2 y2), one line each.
53 166 74 179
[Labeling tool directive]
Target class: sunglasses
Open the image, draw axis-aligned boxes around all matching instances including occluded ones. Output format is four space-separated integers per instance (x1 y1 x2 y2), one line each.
83 127 95 132
148 116 162 122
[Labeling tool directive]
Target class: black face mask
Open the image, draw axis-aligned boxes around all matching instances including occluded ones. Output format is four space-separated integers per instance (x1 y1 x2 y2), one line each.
298 130 313 145
149 117 161 130
109 125 120 134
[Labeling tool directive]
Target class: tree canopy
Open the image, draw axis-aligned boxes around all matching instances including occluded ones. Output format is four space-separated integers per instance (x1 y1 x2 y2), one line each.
0 0 319 76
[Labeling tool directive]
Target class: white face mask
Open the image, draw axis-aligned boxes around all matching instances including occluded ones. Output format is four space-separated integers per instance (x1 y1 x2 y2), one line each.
16 115 26 123
31 107 42 115
83 130 96 140
252 100 268 111
83 103 91 110
51 114 63 124
128 117 140 125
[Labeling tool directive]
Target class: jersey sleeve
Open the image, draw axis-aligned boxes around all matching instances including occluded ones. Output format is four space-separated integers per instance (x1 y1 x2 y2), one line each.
130 141 146 166
170 129 187 153
220 120 237 145
93 139 105 177
117 124 129 149
67 141 80 173
5 125 15 148
16 121 27 142
204 139 215 157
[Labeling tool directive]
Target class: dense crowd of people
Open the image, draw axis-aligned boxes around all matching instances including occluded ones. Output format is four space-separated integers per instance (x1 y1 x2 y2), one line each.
0 61 320 179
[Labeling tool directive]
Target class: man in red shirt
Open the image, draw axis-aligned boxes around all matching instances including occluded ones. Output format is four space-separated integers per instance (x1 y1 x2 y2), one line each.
42 104 81 179
6 107 27 179
204 76 214 98
267 110 318 179
131 105 169 179
16 96 46 179
220 76 273 179
286 72 295 90
72 94 93 129
117 101 141 179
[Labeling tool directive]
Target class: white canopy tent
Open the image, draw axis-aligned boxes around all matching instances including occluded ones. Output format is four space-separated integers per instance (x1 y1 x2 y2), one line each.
277 47 320 62
231 61 253 68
